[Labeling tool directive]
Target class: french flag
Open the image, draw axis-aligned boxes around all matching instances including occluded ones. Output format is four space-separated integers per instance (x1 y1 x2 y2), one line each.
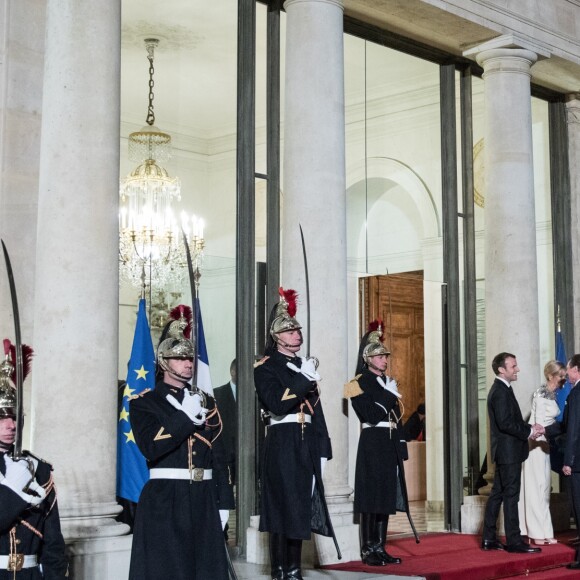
195 297 213 396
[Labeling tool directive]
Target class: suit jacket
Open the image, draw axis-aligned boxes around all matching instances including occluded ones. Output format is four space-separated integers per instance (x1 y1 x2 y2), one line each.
564 382 580 470
214 381 237 468
488 378 531 465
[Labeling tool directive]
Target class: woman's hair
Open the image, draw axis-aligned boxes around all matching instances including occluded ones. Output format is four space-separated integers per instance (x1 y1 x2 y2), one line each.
543 359 565 381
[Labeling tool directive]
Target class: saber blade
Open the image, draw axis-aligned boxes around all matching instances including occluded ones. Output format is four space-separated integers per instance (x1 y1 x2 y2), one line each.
1 240 24 459
299 224 311 359
182 229 199 390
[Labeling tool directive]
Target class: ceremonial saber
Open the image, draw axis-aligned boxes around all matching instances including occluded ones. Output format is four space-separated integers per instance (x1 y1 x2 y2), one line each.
1 240 24 460
299 224 311 359
182 229 199 392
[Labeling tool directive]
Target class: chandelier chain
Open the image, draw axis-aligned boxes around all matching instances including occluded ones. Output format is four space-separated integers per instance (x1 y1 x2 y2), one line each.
147 55 155 126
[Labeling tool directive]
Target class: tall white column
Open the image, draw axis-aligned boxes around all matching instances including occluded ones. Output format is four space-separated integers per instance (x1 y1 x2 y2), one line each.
33 0 129 573
566 95 580 352
465 36 548 412
282 0 356 564
460 37 548 530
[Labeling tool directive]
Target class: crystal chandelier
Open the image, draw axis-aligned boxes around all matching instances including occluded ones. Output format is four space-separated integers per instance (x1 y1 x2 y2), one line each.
119 38 204 291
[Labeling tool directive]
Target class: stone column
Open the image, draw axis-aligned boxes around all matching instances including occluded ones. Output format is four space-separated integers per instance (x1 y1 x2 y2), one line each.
33 1 130 577
282 0 357 565
461 36 548 531
0 2 46 447
566 95 580 352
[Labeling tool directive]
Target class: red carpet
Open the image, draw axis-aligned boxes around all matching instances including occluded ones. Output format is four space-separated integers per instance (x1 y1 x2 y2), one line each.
322 533 577 580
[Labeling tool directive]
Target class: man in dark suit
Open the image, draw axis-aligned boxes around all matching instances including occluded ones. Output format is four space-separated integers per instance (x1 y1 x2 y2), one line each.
562 354 580 569
482 352 545 553
214 359 237 541
215 359 237 485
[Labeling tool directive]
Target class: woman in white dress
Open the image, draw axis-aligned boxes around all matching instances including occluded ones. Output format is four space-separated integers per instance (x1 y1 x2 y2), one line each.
518 360 567 545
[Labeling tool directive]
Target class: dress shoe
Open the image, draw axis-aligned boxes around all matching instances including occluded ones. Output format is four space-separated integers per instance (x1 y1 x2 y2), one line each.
506 543 541 553
532 538 557 545
481 539 505 551
567 561 580 569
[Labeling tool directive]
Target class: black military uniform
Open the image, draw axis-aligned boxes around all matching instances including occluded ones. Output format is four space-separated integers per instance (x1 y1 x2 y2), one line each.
344 323 416 566
0 338 67 579
255 288 336 580
128 382 234 580
0 452 68 580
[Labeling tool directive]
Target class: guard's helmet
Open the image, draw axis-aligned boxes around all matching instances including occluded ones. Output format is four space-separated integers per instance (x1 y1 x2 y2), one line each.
157 306 195 376
355 320 390 374
0 339 33 419
265 288 302 352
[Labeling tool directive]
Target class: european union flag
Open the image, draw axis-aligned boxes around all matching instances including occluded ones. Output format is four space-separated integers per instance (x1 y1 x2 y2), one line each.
195 297 213 396
116 298 156 503
556 329 571 423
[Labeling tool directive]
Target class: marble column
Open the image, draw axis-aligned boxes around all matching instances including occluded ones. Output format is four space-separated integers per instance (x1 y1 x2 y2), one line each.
461 36 548 531
566 95 580 352
282 0 357 564
0 1 46 447
33 1 130 577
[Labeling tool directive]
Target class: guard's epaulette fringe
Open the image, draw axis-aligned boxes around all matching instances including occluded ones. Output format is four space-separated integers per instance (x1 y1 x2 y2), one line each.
254 356 270 368
129 388 151 400
344 375 363 399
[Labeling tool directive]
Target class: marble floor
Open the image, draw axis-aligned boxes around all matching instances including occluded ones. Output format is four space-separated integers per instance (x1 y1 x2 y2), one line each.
229 501 444 580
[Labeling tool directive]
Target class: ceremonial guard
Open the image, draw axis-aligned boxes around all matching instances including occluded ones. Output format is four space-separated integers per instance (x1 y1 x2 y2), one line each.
0 339 68 579
128 307 234 580
344 321 417 566
254 288 336 580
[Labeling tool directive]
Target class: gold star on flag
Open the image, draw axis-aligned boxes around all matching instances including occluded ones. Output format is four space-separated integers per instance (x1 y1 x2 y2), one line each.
124 430 136 444
123 384 135 399
119 407 130 423
134 365 149 381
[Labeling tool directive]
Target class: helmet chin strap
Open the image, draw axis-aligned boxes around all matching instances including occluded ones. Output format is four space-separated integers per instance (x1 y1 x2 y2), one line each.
275 335 303 350
160 358 193 382
366 358 385 374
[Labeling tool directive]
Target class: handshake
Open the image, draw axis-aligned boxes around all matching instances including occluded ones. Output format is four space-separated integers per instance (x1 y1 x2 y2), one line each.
530 423 545 439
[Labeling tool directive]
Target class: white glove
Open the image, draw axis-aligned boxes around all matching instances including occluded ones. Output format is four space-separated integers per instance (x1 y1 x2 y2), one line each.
166 390 207 425
1 456 46 506
219 509 229 530
385 378 399 393
321 457 328 477
286 358 321 382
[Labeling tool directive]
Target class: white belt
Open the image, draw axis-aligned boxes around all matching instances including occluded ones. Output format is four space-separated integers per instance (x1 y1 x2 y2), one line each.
0 554 38 570
150 468 212 481
268 413 312 426
363 421 397 429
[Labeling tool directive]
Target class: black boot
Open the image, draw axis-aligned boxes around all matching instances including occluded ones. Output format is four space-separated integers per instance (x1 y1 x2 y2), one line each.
269 533 286 580
360 513 385 566
376 516 402 564
286 538 303 579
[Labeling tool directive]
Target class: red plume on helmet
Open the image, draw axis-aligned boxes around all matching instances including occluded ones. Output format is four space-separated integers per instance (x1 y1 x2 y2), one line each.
3 338 34 383
169 305 193 339
278 287 298 318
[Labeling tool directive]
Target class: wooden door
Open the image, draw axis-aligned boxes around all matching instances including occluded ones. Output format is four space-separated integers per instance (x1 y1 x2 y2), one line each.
359 272 425 422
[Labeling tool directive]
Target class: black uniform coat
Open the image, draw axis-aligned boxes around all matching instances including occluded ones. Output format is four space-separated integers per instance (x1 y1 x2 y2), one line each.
346 370 410 517
488 378 531 465
214 382 236 484
0 452 68 580
254 351 334 540
128 382 235 580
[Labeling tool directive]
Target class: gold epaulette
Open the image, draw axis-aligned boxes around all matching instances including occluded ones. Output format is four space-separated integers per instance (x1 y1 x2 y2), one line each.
129 388 151 401
344 375 363 399
254 356 270 368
